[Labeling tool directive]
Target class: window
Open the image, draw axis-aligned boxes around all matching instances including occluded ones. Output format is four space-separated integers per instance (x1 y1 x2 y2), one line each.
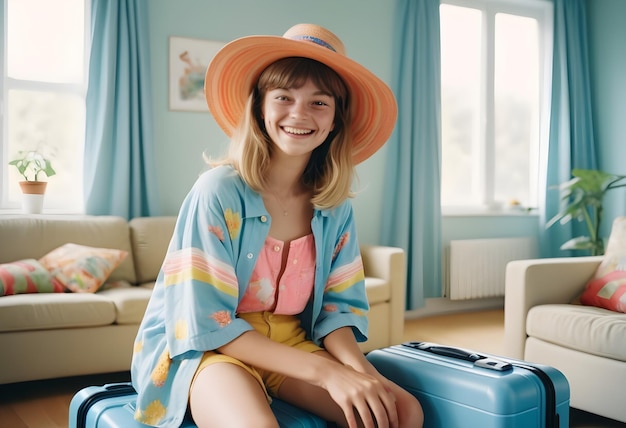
1 0 89 212
440 0 553 213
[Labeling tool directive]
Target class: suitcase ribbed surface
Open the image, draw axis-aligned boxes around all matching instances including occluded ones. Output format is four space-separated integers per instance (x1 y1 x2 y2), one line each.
367 343 570 428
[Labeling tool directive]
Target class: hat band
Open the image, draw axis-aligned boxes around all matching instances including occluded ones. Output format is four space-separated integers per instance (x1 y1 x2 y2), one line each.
290 35 337 52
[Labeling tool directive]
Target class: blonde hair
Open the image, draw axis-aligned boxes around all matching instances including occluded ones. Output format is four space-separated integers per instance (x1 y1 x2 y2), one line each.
210 57 356 210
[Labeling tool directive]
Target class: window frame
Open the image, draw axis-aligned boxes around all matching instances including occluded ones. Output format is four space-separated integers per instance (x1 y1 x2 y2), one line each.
0 0 91 212
440 0 554 216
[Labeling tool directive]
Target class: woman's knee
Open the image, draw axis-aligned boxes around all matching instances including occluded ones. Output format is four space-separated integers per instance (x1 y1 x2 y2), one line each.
398 389 424 428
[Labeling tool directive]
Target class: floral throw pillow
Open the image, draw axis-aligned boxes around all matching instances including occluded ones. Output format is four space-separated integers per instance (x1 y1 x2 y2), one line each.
580 217 626 313
0 259 64 296
39 243 128 293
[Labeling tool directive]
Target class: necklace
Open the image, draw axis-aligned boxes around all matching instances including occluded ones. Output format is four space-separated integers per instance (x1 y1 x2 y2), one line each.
269 188 291 216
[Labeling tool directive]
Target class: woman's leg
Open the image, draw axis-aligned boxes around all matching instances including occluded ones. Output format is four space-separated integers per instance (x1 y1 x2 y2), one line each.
190 362 278 428
275 351 424 428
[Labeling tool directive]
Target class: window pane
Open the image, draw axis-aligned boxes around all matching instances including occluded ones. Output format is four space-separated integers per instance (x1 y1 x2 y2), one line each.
440 4 483 206
494 13 540 207
7 90 84 211
7 0 85 83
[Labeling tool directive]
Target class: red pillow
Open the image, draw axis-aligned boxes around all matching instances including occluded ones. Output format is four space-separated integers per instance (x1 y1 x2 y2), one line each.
580 217 626 313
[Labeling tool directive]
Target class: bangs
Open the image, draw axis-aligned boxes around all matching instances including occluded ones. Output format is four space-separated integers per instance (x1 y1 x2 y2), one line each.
257 57 348 101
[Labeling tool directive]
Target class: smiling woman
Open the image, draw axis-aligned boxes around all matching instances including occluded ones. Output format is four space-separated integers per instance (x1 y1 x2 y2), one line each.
2 0 89 212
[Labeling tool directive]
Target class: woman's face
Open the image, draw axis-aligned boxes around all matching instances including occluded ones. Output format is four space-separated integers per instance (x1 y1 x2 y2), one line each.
261 79 336 160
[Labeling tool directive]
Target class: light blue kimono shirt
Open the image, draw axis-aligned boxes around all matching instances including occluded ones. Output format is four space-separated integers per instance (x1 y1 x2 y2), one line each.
131 165 369 427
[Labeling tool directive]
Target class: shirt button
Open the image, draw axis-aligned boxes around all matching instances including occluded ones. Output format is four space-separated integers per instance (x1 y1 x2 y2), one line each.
247 253 253 259
273 245 281 252
293 259 298 264
260 215 268 223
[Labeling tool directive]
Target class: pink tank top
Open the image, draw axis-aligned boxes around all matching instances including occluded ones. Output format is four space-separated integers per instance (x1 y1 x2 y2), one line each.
237 234 316 315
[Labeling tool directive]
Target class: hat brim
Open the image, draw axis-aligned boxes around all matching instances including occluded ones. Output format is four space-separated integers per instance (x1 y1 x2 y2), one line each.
205 35 397 164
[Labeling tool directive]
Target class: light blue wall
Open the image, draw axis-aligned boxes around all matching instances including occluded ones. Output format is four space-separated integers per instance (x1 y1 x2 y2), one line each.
147 0 395 244
146 0 622 247
587 0 626 237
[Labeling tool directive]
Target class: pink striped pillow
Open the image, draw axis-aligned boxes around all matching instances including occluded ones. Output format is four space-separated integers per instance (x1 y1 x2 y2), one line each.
0 259 64 296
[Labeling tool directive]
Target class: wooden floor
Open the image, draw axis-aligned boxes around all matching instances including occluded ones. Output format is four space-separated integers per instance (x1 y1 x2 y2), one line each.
0 309 623 427
403 308 506 355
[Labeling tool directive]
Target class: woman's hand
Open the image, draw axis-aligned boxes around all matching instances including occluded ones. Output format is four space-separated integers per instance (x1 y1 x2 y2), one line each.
317 359 399 428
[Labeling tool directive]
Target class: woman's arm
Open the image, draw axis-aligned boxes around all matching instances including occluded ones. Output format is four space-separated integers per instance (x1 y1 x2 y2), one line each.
323 326 382 376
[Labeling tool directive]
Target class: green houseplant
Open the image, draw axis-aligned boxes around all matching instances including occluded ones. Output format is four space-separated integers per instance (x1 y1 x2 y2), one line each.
546 168 626 256
9 149 56 182
8 149 56 214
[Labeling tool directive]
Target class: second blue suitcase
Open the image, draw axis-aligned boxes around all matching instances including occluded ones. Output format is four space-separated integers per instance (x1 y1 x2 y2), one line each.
367 342 570 428
68 382 326 428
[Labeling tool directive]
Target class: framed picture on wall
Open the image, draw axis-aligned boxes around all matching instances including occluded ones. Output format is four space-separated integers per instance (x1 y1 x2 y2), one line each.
169 36 224 112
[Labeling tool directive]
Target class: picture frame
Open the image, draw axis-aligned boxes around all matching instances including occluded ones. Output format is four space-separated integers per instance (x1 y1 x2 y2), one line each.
169 36 225 112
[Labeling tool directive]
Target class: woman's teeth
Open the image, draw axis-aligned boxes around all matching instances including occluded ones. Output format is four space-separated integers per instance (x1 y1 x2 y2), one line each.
283 126 312 135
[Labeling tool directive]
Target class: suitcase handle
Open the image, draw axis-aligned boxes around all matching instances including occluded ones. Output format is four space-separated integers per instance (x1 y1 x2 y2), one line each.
402 342 513 371
405 341 481 361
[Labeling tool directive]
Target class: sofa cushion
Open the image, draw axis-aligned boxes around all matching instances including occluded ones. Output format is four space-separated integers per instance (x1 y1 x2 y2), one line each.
39 243 128 293
0 293 116 332
526 303 626 362
0 259 64 296
129 216 176 284
98 282 154 324
580 216 626 313
0 215 137 284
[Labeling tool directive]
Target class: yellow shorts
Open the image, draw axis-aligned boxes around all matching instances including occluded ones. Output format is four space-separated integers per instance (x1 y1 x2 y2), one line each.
192 312 323 398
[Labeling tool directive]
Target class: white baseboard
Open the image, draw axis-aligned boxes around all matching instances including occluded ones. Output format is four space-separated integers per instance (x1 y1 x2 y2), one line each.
404 297 504 320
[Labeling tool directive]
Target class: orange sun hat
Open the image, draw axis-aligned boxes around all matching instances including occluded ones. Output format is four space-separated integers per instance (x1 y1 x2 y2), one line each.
204 23 398 164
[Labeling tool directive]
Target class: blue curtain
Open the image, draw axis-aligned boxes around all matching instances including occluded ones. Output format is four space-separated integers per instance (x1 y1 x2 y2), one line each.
84 0 159 219
539 0 598 257
381 0 442 310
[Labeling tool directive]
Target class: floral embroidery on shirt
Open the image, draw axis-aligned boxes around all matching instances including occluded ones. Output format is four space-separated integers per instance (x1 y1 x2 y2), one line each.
137 399 167 426
249 278 274 306
333 232 350 260
133 340 143 353
323 303 338 312
150 348 171 387
208 225 225 241
350 306 366 316
224 208 241 239
175 319 188 340
211 310 232 327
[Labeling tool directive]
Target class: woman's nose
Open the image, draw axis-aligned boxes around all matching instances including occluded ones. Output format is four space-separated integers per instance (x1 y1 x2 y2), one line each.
290 101 307 118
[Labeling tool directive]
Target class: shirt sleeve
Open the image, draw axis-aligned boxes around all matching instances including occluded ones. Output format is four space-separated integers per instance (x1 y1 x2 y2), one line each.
312 203 370 344
164 170 253 359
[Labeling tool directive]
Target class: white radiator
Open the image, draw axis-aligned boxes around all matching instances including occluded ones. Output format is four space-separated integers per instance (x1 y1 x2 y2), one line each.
444 237 538 300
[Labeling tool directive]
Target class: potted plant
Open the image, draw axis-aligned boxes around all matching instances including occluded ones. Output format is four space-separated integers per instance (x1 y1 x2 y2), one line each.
8 149 56 214
546 168 626 256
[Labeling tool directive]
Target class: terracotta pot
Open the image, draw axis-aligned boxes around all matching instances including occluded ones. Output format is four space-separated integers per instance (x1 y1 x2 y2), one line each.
19 181 47 195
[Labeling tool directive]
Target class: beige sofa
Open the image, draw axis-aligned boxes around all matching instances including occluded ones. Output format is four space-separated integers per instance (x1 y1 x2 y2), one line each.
504 256 626 423
0 215 405 385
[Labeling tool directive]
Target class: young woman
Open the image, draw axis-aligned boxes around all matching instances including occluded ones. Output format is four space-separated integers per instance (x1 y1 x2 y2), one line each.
131 24 423 428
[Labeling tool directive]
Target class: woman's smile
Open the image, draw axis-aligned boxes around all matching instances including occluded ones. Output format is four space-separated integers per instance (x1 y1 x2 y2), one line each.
262 79 336 157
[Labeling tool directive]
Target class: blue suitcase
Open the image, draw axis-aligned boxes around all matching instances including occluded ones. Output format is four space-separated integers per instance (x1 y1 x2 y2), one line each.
367 342 570 428
68 382 326 428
